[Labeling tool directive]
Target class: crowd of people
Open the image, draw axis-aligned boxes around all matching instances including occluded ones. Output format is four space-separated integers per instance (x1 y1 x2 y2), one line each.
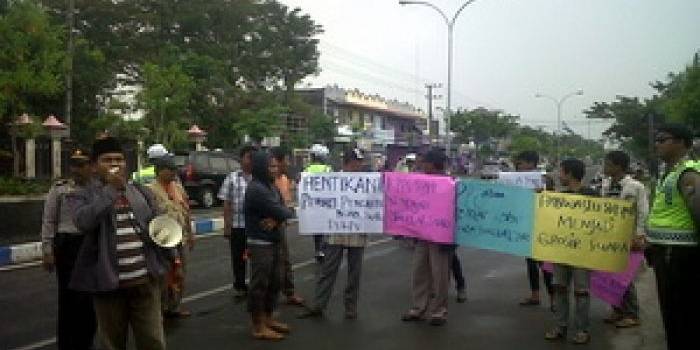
38 122 699 349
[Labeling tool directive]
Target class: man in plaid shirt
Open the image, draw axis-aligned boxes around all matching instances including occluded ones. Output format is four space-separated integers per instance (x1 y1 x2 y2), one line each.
219 145 257 298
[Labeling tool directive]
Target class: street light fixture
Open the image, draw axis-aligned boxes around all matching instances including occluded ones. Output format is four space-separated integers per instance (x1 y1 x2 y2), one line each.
398 0 479 161
534 89 584 165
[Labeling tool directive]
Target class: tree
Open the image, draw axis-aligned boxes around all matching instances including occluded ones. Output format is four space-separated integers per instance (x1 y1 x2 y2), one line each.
451 107 519 157
137 62 194 150
231 105 287 144
0 0 65 123
661 53 700 133
509 134 541 156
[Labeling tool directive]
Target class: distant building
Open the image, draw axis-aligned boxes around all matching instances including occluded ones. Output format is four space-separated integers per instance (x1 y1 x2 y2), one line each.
295 85 429 148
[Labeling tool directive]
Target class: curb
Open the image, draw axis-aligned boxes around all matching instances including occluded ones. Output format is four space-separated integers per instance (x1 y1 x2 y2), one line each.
0 216 225 268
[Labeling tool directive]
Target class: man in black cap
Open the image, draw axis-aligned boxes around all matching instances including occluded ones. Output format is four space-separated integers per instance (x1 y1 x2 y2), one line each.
41 148 96 350
67 137 174 350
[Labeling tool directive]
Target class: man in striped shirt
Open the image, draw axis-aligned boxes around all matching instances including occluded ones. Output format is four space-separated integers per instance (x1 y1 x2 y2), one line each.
68 137 174 350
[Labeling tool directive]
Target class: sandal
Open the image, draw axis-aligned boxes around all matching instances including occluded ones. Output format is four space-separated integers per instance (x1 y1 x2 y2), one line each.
544 326 567 341
163 309 192 319
519 298 541 306
571 331 590 345
401 309 424 322
266 320 290 334
252 328 284 341
286 295 305 306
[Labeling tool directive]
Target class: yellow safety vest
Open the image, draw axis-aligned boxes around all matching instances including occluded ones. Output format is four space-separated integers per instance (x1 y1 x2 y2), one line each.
647 159 700 246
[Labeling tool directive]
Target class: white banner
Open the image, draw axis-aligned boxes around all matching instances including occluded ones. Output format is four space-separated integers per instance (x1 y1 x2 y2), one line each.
497 171 545 189
298 172 384 234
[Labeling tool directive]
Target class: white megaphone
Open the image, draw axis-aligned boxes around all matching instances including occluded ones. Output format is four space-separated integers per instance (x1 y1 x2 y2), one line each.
148 215 183 248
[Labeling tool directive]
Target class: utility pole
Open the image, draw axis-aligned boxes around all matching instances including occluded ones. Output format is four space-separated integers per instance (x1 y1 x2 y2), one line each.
64 0 75 135
425 83 442 138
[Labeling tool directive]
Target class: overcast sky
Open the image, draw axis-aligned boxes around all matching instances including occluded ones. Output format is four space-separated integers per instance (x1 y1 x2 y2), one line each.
279 0 700 139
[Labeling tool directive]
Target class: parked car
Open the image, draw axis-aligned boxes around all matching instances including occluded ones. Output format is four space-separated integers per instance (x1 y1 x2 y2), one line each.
173 151 240 208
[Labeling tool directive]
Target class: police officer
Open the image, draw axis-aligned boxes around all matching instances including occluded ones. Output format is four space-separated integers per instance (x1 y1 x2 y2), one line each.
646 124 700 350
40 148 97 350
132 143 169 184
305 144 332 262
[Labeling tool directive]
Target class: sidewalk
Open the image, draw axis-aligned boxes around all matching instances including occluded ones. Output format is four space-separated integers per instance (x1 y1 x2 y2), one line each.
0 216 225 267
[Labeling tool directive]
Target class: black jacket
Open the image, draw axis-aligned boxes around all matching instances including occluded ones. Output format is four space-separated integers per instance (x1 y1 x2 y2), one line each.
244 152 294 243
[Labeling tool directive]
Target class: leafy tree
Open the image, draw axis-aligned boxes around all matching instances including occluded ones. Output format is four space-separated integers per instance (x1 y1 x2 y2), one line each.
509 134 541 156
231 105 287 144
451 107 519 157
660 53 700 133
137 62 194 149
0 0 65 123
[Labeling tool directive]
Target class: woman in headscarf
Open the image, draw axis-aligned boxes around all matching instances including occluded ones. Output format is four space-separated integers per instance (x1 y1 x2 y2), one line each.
245 151 295 340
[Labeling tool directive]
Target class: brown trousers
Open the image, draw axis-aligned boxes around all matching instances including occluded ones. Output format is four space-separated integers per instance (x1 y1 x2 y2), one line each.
93 278 165 350
410 240 453 318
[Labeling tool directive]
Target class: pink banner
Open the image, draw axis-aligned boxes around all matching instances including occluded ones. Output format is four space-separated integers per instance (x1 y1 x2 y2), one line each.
590 252 644 306
383 172 455 244
542 252 644 306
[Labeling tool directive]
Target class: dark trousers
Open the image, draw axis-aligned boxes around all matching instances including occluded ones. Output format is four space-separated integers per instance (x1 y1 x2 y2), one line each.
279 228 295 296
55 234 96 350
451 254 466 290
228 228 247 291
526 258 553 295
312 245 364 312
647 245 700 350
248 244 280 314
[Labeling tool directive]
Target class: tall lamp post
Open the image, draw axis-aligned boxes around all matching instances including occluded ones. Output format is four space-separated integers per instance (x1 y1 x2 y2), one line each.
534 89 583 165
399 0 478 160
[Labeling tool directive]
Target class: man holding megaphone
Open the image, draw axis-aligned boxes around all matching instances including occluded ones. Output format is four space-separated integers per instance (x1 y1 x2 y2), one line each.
67 137 177 350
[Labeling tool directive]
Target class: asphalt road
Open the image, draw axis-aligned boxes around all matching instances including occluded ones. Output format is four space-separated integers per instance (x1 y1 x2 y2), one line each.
0 224 665 350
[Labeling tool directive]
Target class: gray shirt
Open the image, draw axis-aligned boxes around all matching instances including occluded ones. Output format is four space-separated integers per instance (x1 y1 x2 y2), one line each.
40 180 83 255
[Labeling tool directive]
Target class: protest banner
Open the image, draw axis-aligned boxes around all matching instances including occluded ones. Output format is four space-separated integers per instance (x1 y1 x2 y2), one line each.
455 179 534 256
532 192 636 272
497 171 545 189
589 252 645 306
384 172 455 243
298 172 384 234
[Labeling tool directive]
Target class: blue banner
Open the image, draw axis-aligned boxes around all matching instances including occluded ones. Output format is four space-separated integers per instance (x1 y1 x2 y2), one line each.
455 179 535 257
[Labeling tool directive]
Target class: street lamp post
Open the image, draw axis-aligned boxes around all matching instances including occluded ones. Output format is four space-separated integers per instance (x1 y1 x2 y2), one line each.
399 0 478 160
534 89 584 165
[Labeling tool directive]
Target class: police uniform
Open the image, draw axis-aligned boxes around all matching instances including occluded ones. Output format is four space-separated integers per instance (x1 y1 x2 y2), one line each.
646 159 700 350
41 177 97 350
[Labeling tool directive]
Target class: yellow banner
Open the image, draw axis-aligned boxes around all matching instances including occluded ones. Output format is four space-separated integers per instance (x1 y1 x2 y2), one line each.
532 192 635 272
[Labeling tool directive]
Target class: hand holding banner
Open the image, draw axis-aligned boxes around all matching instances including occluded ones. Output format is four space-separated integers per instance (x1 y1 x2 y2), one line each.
384 172 455 243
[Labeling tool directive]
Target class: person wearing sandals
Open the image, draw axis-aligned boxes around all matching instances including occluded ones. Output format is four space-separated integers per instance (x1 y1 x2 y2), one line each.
270 147 305 306
514 151 555 310
600 151 648 328
297 148 369 320
545 158 597 345
401 148 454 326
147 156 195 319
245 151 295 340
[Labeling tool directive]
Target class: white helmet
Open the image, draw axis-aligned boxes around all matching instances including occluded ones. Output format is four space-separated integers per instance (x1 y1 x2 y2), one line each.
310 144 329 157
147 144 169 159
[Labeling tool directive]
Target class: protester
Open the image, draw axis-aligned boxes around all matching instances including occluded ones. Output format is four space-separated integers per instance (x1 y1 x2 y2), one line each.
297 148 369 320
600 151 649 328
270 146 305 306
219 144 257 298
40 148 96 350
646 124 700 350
451 254 467 303
304 144 333 262
67 137 175 350
514 151 554 310
401 148 454 326
545 158 597 344
245 151 295 340
148 155 194 318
